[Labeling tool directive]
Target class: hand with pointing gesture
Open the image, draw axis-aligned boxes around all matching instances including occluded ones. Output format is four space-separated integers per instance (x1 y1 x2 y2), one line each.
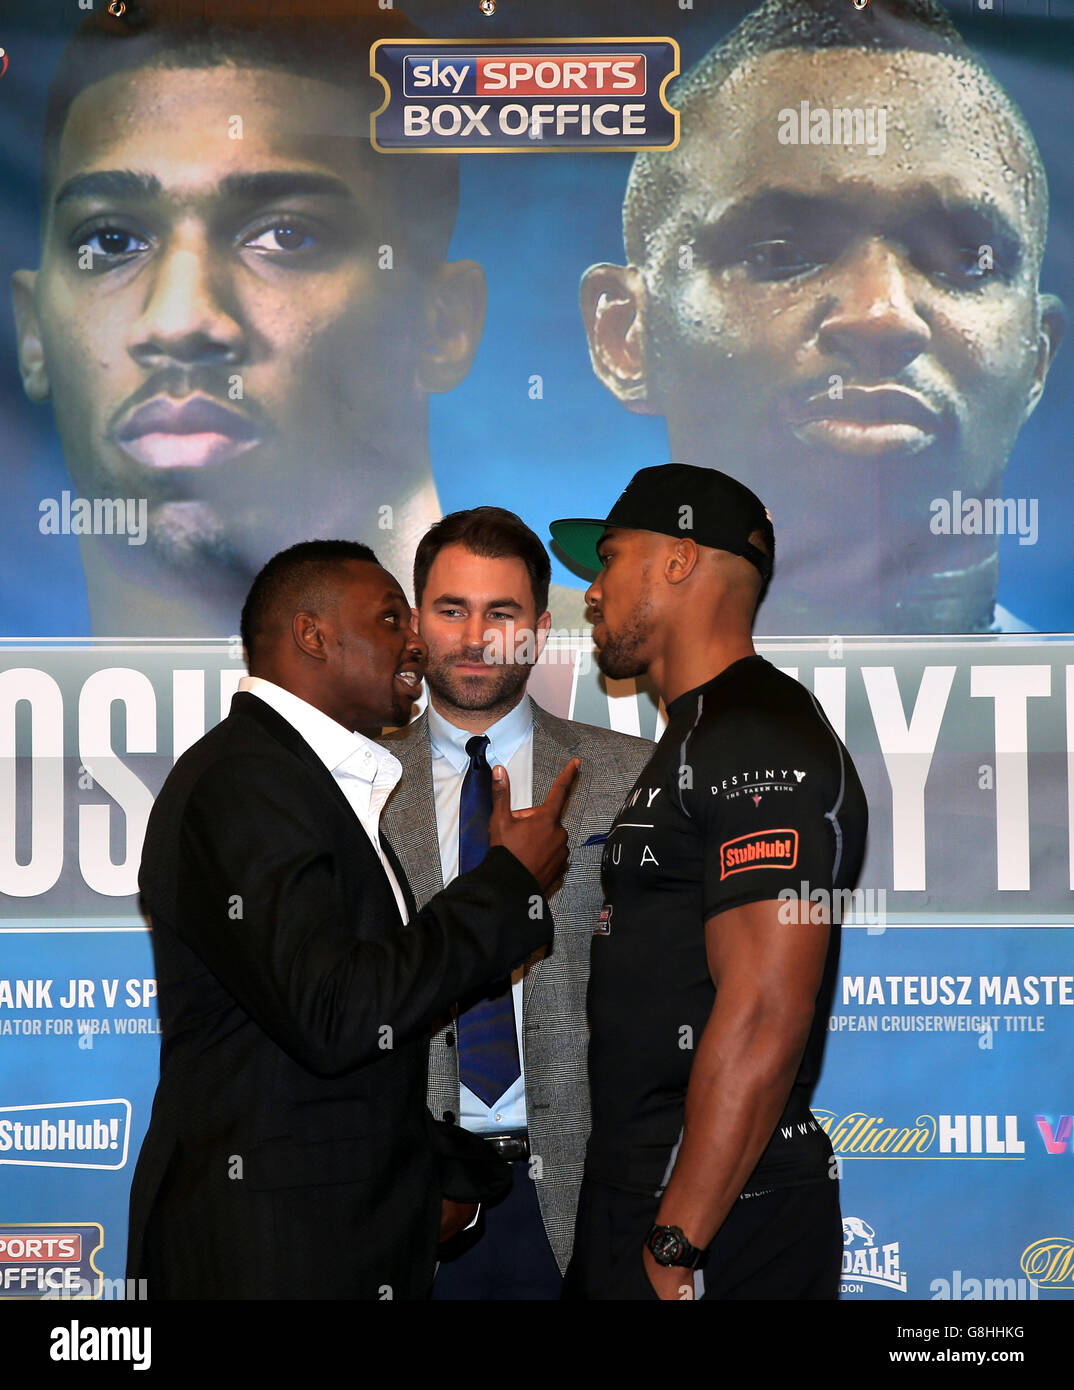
489 758 580 894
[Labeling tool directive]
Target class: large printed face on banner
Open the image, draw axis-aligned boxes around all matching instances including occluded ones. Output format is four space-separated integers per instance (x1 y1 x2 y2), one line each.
12 58 484 636
6 6 1069 640
582 46 1064 635
2 1 1073 1308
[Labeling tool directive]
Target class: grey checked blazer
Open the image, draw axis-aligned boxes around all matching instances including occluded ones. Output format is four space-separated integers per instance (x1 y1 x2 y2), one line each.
380 700 652 1273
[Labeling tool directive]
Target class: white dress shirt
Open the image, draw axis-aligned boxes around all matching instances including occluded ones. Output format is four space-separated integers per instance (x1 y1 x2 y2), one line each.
427 694 534 1135
238 676 409 922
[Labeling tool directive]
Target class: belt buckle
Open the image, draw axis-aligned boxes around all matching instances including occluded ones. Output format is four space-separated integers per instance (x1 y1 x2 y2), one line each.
486 1132 529 1162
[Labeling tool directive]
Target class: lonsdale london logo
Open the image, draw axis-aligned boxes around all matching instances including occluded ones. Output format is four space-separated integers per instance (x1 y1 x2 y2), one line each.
814 1110 936 1156
841 1216 908 1294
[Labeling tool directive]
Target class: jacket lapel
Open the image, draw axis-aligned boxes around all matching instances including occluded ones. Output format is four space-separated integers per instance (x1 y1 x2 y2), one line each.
379 833 418 921
531 701 588 836
525 702 591 1011
231 692 405 923
232 692 357 823
379 712 445 911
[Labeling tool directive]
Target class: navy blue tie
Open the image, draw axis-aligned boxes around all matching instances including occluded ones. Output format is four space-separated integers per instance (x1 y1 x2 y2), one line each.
456 735 522 1107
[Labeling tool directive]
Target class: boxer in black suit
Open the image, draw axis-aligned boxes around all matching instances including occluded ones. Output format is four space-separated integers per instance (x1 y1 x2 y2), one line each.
127 539 577 1298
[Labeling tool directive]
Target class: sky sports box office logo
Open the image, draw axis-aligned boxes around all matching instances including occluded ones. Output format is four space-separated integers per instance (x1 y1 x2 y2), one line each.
370 39 680 151
0 1225 104 1299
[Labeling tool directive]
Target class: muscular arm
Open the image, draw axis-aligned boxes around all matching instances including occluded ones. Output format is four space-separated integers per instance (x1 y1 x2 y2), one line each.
643 897 830 1298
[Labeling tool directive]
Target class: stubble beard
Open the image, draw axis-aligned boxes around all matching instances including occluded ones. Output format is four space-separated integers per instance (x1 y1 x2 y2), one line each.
594 594 654 680
424 652 532 720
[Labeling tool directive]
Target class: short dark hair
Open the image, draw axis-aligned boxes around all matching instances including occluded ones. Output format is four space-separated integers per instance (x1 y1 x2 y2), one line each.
413 507 551 615
40 0 459 264
625 0 1044 266
240 538 379 662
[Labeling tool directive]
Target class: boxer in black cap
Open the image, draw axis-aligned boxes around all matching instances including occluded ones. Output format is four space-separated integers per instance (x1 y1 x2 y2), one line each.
551 463 868 1300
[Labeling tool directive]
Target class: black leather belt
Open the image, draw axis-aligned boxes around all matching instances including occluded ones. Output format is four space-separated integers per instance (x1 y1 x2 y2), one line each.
484 1132 530 1161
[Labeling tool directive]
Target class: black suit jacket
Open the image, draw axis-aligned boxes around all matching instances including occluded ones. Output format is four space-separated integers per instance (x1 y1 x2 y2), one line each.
127 692 547 1299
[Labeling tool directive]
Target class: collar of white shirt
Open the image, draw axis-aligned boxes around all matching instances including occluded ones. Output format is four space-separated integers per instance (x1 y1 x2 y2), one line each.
427 693 534 774
238 675 402 794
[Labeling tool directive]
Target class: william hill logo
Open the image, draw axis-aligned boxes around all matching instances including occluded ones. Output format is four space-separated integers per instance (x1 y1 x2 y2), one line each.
719 829 798 880
815 1110 934 1157
1021 1236 1074 1289
814 1111 1027 1158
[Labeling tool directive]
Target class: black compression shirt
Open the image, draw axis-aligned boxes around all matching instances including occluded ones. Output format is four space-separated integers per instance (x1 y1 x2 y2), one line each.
585 655 868 1197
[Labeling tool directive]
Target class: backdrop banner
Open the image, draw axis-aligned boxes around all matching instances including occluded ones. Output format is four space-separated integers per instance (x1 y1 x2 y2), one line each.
1 0 1071 1306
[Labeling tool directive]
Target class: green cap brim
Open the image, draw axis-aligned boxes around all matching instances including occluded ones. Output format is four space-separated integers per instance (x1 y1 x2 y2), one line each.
548 517 609 576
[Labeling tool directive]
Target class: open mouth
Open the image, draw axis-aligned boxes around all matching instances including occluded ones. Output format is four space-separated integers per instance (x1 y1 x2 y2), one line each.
393 667 423 698
784 386 943 458
114 394 261 470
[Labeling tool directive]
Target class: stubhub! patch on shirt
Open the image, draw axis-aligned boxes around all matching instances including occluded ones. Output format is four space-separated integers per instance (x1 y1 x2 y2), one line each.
719 829 799 879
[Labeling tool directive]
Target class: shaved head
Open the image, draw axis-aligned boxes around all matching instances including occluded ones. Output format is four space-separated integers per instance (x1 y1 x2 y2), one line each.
580 0 1063 634
240 539 380 663
625 0 1048 276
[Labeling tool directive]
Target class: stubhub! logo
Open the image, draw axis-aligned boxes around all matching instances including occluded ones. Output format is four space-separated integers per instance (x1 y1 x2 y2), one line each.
403 55 646 98
0 1099 131 1170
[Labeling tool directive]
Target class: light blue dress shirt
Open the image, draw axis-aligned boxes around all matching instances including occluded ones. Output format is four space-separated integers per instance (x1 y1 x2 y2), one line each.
427 695 534 1135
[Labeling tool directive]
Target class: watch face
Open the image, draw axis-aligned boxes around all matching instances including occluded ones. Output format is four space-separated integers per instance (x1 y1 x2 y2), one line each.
651 1230 683 1264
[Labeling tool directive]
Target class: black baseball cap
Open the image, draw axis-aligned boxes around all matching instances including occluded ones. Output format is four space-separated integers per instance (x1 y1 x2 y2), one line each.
550 464 773 580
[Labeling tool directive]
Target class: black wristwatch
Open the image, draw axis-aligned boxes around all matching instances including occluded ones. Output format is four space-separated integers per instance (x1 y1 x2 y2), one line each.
645 1223 708 1269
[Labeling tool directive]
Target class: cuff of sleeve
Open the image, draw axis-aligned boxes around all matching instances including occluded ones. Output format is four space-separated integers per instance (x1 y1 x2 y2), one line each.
480 843 542 899
480 846 551 940
455 844 551 963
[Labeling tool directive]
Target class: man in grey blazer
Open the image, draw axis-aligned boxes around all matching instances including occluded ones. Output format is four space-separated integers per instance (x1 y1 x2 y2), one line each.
381 507 652 1298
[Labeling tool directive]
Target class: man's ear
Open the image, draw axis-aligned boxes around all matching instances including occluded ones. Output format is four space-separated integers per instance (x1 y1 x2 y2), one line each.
11 270 51 403
1025 292 1066 419
292 610 328 663
580 262 656 414
665 538 699 586
416 259 487 394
